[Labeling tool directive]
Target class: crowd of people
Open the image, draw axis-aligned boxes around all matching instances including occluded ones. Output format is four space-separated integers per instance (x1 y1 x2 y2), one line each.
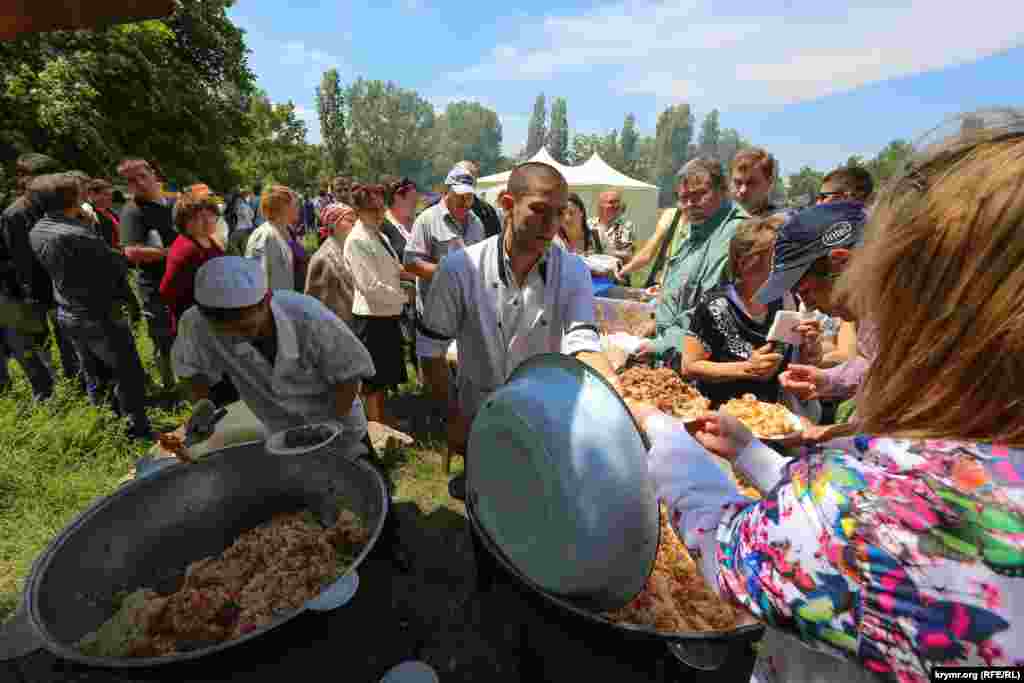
0 107 1022 682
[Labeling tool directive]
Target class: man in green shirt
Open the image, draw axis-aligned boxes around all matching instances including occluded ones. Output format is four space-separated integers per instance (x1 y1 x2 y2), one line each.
636 158 747 357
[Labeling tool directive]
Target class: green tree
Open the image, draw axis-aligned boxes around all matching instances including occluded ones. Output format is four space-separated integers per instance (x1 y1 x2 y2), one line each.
568 133 603 165
0 0 254 190
432 100 503 179
525 93 547 158
787 166 825 206
697 109 721 161
620 113 640 173
602 128 626 170
717 128 747 170
865 139 914 186
316 68 348 176
545 97 569 164
345 78 435 185
229 92 313 189
653 104 695 206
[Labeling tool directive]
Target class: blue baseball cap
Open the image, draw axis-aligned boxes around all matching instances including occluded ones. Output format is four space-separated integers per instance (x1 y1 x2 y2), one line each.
444 165 476 195
756 201 867 305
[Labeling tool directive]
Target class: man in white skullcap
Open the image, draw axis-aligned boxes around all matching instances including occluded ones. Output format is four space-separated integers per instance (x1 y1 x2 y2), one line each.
171 255 412 571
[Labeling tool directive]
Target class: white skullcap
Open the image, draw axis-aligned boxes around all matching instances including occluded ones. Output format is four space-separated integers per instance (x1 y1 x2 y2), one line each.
194 256 267 309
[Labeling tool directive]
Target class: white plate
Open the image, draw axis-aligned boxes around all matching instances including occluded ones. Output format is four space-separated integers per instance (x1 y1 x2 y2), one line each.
583 254 620 272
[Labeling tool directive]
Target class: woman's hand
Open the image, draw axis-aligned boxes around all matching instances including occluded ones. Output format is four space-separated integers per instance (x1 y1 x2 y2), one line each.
744 344 783 380
778 364 826 401
686 412 754 460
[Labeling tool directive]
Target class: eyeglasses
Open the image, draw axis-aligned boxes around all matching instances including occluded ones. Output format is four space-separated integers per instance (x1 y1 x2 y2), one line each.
815 191 847 202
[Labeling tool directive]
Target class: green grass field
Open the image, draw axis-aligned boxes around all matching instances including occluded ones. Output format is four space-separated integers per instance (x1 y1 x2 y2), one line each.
0 315 457 624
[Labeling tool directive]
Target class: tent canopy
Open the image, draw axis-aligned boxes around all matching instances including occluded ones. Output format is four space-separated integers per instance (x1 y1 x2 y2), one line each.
477 148 660 242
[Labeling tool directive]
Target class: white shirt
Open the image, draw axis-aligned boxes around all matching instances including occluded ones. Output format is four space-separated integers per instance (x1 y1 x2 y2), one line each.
344 220 406 317
171 291 375 446
420 236 602 420
246 222 295 292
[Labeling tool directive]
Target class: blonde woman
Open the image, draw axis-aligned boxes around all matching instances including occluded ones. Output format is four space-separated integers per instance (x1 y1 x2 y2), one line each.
305 203 357 326
630 111 1024 683
245 185 298 291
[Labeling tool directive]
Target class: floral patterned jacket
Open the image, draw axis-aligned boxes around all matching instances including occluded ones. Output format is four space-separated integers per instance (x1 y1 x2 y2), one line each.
646 415 1024 683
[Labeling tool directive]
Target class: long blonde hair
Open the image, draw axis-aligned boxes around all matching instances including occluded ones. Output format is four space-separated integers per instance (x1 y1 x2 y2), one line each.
837 110 1024 444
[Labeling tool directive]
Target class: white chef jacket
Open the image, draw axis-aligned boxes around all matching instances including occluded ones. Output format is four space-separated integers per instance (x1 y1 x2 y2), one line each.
171 291 375 448
419 235 602 420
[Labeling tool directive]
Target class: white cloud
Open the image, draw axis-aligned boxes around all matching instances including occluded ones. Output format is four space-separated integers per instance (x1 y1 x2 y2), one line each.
446 0 1024 108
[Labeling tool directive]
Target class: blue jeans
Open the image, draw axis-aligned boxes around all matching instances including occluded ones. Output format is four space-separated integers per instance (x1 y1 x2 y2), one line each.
57 310 150 435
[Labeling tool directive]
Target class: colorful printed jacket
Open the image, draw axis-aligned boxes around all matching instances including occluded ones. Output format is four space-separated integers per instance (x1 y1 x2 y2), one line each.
645 414 1024 683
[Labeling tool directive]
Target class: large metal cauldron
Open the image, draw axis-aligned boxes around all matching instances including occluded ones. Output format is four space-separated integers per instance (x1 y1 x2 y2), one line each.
466 498 765 674
20 441 388 668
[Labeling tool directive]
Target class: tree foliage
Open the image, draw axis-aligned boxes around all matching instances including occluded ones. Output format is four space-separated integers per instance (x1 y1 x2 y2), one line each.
620 114 639 173
546 98 569 164
0 0 255 191
316 68 348 176
786 166 825 206
697 109 721 161
525 93 547 158
345 78 435 186
717 128 748 170
229 92 325 190
432 101 503 178
653 104 695 206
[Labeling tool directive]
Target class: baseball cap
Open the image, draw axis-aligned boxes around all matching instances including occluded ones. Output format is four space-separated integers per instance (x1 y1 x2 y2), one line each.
444 165 476 195
195 256 267 309
756 201 867 305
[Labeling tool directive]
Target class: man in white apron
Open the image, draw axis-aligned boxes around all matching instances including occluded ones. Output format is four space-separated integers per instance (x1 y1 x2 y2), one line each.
171 255 412 571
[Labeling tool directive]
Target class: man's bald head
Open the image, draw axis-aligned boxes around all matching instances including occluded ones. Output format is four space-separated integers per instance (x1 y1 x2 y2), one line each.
500 162 568 258
598 189 624 224
505 162 567 198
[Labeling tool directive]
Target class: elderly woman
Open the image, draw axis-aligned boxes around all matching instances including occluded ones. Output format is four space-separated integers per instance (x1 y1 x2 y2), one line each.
683 214 825 409
245 185 298 291
304 203 357 326
631 112 1024 683
343 184 407 428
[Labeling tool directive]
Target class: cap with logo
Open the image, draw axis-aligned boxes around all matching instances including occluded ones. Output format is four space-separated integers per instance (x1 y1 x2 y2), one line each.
195 256 267 309
756 201 867 305
444 165 476 195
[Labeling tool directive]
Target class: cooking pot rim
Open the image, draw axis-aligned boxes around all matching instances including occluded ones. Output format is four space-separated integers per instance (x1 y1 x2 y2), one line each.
466 497 763 643
23 441 389 668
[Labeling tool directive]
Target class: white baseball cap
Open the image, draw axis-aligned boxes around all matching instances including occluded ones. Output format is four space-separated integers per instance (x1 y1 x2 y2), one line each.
195 256 267 309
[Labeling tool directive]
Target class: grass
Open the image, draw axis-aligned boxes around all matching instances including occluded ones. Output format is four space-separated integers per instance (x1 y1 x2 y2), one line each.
0 317 457 624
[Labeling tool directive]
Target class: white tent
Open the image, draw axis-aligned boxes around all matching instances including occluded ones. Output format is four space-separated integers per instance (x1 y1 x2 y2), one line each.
476 148 660 242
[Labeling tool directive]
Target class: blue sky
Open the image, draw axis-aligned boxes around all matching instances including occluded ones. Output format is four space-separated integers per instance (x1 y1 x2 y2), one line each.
228 0 1024 177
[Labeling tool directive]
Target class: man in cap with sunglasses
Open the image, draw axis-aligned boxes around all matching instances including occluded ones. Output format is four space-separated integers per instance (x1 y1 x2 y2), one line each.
406 164 487 425
755 201 876 443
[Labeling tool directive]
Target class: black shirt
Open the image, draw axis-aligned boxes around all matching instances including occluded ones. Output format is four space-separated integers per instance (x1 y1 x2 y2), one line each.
29 214 132 318
119 199 176 287
0 196 53 304
687 285 791 408
473 195 502 239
